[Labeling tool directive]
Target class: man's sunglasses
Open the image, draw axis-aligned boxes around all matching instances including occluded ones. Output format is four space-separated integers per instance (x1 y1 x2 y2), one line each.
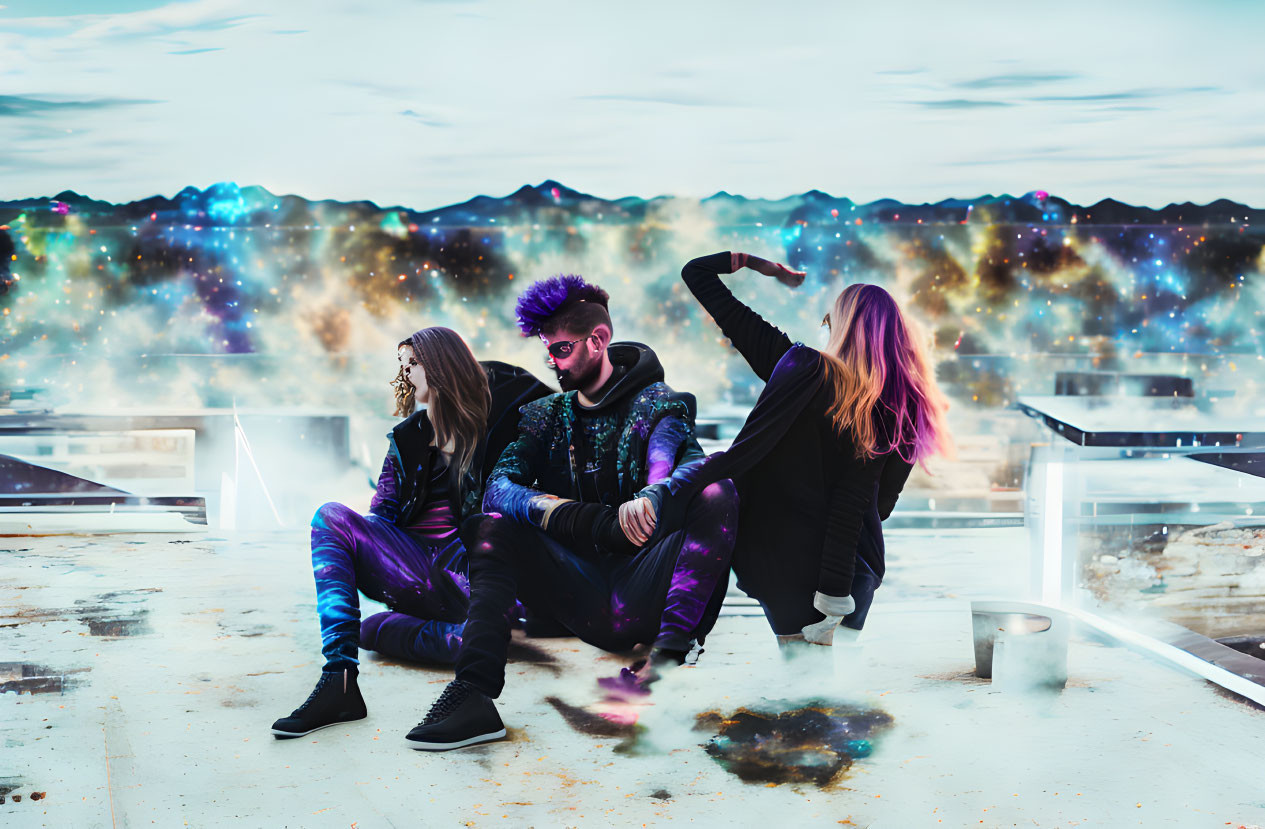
545 336 588 359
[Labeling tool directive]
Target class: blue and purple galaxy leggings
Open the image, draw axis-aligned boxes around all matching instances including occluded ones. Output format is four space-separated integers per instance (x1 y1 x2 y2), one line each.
455 480 739 698
310 502 470 672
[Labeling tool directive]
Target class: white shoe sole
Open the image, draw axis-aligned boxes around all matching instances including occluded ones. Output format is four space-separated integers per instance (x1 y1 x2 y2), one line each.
405 728 507 751
271 715 366 738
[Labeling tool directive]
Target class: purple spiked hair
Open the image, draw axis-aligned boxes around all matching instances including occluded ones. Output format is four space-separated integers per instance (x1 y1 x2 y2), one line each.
514 274 610 337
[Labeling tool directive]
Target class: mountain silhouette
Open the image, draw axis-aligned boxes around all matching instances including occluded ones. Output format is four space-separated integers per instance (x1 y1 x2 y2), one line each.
1 181 1261 228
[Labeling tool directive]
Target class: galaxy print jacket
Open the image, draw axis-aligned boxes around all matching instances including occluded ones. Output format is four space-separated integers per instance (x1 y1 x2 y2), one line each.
370 360 554 529
483 343 704 523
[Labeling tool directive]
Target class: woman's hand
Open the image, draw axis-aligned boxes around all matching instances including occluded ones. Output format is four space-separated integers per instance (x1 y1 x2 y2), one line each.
618 497 658 546
737 253 806 288
799 592 856 644
800 615 844 645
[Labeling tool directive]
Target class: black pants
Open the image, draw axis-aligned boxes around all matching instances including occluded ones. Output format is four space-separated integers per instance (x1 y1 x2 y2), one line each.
745 557 880 635
456 480 738 698
732 505 884 636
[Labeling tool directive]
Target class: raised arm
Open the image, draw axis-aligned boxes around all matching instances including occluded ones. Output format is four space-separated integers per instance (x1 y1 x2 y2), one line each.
681 251 805 382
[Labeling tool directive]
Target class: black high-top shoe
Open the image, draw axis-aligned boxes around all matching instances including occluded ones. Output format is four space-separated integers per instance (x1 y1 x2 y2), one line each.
405 679 506 751
271 668 367 738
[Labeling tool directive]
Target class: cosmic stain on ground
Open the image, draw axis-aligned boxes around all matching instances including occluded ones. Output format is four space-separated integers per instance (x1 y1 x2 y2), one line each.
694 700 894 787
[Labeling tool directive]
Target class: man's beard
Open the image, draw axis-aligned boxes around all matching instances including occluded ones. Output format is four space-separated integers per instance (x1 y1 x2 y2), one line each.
556 355 602 392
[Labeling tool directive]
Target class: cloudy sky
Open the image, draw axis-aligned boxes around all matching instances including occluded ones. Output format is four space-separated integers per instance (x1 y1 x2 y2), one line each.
2 0 1263 209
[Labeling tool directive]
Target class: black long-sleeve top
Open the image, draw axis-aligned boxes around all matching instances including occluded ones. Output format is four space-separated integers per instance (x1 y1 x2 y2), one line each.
678 252 915 598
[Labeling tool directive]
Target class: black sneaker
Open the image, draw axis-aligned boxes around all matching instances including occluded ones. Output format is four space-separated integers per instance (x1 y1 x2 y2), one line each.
405 679 506 751
271 669 367 738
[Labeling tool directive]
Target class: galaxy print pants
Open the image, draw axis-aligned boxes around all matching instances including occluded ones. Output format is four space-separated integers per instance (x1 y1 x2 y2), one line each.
455 480 738 698
309 502 470 672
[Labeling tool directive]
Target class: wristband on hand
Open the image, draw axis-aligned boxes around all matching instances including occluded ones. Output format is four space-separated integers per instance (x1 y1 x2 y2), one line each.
813 591 855 617
529 494 569 530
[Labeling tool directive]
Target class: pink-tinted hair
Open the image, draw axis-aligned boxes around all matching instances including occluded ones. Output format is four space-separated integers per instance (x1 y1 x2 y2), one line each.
821 283 954 466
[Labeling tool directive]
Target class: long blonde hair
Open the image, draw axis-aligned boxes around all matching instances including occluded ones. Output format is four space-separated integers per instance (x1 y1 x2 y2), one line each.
393 327 491 486
821 283 953 465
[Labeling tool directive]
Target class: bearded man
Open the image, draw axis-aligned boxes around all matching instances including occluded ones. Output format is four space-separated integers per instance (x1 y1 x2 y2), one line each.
405 274 739 751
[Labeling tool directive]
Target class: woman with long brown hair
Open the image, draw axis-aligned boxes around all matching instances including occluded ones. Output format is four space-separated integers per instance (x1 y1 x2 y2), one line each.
633 252 953 649
271 326 551 739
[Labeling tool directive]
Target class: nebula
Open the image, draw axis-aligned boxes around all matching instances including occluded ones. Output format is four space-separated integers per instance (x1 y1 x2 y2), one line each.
2 182 1260 413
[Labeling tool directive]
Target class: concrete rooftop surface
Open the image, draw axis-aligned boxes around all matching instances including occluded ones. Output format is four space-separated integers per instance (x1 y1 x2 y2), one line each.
2 527 1264 828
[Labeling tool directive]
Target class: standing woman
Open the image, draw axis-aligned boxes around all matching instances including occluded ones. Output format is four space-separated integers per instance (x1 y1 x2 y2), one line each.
633 252 953 647
271 327 551 738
